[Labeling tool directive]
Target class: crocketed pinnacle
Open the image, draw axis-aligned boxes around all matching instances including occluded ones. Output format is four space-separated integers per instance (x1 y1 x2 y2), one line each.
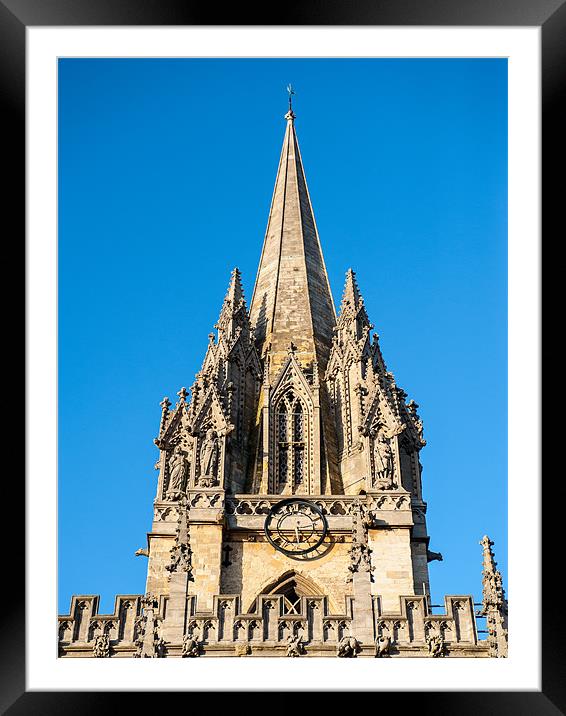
215 267 250 340
340 269 364 312
336 269 371 341
480 535 507 612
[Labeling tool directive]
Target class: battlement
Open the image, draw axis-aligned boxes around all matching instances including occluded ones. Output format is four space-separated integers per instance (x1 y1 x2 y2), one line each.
58 591 489 658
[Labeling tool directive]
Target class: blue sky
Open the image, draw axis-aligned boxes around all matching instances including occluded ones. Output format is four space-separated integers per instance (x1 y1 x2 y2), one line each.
58 58 507 616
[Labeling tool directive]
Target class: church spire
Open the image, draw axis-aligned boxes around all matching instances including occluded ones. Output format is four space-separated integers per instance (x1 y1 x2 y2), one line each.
249 93 336 378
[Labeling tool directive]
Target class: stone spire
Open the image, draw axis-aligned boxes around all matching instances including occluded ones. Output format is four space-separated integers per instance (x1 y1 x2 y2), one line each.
249 104 336 379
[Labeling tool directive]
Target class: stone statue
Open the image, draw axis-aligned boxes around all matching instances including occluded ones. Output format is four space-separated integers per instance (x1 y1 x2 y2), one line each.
376 634 391 657
167 445 188 496
182 635 200 658
235 643 252 657
92 633 110 658
199 428 219 478
286 633 305 657
337 635 361 658
427 633 445 658
154 637 167 658
373 432 394 487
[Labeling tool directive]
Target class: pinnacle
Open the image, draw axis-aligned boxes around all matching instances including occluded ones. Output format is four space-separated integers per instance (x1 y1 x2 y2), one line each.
337 269 371 336
224 267 245 309
340 269 364 311
215 267 251 339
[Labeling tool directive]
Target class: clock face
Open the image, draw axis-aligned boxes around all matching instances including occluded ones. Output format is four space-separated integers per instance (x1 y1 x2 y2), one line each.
264 499 328 557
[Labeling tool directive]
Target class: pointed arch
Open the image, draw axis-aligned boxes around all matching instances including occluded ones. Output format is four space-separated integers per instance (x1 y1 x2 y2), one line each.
247 570 331 614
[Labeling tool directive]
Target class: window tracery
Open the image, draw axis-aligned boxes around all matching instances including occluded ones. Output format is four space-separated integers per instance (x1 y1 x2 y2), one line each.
274 390 308 493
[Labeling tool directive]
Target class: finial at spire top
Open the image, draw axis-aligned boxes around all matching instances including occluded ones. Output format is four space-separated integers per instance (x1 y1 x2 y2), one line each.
285 83 296 121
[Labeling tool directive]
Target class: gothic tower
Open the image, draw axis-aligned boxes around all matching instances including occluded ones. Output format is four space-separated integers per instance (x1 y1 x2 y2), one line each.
59 100 507 659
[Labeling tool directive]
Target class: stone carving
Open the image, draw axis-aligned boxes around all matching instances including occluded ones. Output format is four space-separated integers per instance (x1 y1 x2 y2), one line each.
155 637 167 658
135 548 149 557
158 396 171 436
286 634 306 657
235 643 252 657
182 635 200 658
166 499 192 576
134 595 164 658
427 550 443 563
166 444 188 499
372 432 395 489
426 633 446 658
58 620 71 642
375 634 391 657
347 500 374 581
406 399 425 443
198 428 220 485
92 633 110 658
337 635 361 658
225 494 411 518
188 491 223 509
155 506 179 522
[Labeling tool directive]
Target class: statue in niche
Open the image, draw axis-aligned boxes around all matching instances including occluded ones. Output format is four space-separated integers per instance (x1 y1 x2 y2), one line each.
372 432 395 489
166 445 188 498
198 428 219 486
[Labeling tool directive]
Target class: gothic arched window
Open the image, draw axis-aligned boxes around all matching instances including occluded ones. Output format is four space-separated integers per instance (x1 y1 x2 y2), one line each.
274 390 307 493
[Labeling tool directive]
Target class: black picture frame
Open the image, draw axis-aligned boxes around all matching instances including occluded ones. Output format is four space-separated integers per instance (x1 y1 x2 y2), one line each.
9 0 558 711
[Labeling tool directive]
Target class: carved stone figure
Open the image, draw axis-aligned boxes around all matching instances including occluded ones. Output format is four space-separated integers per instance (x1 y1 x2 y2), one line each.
426 633 445 658
235 643 252 657
154 637 167 658
373 432 394 487
337 635 361 658
182 635 200 657
427 549 443 563
199 428 219 479
167 445 188 497
286 634 306 657
376 634 391 657
92 633 110 658
347 500 374 581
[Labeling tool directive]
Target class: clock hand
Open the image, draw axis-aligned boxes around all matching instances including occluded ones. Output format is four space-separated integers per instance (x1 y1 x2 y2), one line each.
295 526 300 544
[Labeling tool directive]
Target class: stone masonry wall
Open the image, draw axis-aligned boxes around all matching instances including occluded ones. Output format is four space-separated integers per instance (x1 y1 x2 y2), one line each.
369 528 415 611
220 540 353 614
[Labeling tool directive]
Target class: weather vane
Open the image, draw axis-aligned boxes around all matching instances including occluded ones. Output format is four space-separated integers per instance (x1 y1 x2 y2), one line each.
287 83 295 112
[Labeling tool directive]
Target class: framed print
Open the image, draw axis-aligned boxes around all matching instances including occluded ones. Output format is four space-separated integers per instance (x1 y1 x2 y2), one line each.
7 0 560 710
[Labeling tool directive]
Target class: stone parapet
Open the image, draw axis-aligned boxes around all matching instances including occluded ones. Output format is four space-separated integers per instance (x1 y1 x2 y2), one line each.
59 591 488 658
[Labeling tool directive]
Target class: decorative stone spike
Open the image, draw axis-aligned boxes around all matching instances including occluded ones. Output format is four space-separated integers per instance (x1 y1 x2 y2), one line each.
157 396 172 437
479 535 508 658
